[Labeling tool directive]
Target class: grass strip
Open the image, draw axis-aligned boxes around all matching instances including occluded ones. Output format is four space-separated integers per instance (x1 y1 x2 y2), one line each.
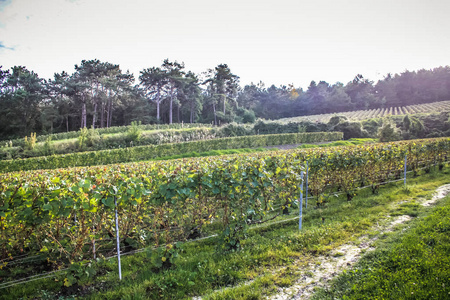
296 138 377 149
311 188 450 299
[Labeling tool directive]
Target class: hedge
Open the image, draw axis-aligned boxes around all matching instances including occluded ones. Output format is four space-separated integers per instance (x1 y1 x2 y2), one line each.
0 131 343 173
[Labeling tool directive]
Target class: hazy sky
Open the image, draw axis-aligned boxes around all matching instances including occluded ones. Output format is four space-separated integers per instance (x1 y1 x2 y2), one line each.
0 0 449 89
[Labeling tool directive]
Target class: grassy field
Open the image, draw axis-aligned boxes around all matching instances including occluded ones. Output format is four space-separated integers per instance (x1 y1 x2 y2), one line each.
3 165 450 299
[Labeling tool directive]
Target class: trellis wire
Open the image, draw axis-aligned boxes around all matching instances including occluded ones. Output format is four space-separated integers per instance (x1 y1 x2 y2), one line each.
1 156 448 289
0 233 220 290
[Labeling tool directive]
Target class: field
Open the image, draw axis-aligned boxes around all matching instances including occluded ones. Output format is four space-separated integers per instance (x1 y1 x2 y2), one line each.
1 134 450 299
278 100 450 123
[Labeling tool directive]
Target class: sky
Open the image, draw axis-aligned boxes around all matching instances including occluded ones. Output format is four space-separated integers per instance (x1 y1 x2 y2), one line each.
0 0 449 89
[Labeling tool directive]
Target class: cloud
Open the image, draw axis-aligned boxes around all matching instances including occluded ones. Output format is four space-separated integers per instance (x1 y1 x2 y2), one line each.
0 41 14 50
0 0 12 11
0 0 12 27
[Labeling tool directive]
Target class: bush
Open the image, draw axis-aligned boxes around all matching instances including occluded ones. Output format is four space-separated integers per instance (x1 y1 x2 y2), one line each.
378 118 400 142
24 132 37 151
327 117 367 140
334 121 367 140
362 118 383 137
327 115 348 127
253 120 327 134
217 122 254 137
126 121 142 144
78 127 100 150
242 110 256 123
41 136 53 156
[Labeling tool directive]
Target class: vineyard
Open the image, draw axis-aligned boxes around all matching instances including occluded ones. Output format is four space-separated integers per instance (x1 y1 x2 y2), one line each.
1 137 449 292
278 100 450 123
0 132 343 173
0 123 212 148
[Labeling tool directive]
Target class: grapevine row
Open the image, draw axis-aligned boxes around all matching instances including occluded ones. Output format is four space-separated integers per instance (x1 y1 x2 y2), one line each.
0 137 449 280
0 132 343 173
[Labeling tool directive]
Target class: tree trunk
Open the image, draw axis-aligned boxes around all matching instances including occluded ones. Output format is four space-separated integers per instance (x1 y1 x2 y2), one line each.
156 89 161 121
81 101 87 128
223 95 226 114
106 100 110 128
177 103 181 123
92 100 97 129
169 87 174 124
100 102 105 128
109 102 113 127
213 102 217 125
169 96 173 124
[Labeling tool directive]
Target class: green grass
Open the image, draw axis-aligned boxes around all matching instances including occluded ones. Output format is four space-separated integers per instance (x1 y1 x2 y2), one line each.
3 168 450 299
312 194 450 300
152 147 272 161
297 138 376 149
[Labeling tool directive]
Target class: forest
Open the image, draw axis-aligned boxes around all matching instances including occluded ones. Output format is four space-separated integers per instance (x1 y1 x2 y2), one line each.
0 59 449 140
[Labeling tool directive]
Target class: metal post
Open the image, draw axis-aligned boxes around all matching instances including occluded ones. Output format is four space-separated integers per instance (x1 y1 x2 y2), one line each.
299 171 304 230
92 225 96 259
305 161 308 209
404 154 407 188
114 196 122 280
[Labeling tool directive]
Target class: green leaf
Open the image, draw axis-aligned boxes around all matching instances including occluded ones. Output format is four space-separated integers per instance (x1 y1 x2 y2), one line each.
102 197 115 208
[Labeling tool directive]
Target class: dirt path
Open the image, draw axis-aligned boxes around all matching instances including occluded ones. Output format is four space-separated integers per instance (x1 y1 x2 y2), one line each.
269 184 450 300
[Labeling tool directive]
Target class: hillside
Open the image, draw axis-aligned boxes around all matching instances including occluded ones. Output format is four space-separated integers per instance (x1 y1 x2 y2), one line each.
278 100 450 123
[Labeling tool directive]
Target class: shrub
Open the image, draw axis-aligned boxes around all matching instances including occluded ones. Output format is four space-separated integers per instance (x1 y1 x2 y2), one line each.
217 122 254 137
242 109 256 123
78 127 100 150
335 121 367 140
42 136 53 156
362 118 383 137
24 132 37 151
378 118 400 142
126 121 142 143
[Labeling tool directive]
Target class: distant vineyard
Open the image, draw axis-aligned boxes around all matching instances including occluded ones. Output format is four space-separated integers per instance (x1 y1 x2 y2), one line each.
278 100 450 123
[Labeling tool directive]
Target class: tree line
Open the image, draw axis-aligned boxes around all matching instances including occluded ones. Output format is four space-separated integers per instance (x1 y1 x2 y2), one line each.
0 59 449 140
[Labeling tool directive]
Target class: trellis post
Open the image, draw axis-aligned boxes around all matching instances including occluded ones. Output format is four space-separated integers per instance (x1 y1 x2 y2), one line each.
404 154 407 188
305 161 309 209
299 171 304 230
114 196 122 280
